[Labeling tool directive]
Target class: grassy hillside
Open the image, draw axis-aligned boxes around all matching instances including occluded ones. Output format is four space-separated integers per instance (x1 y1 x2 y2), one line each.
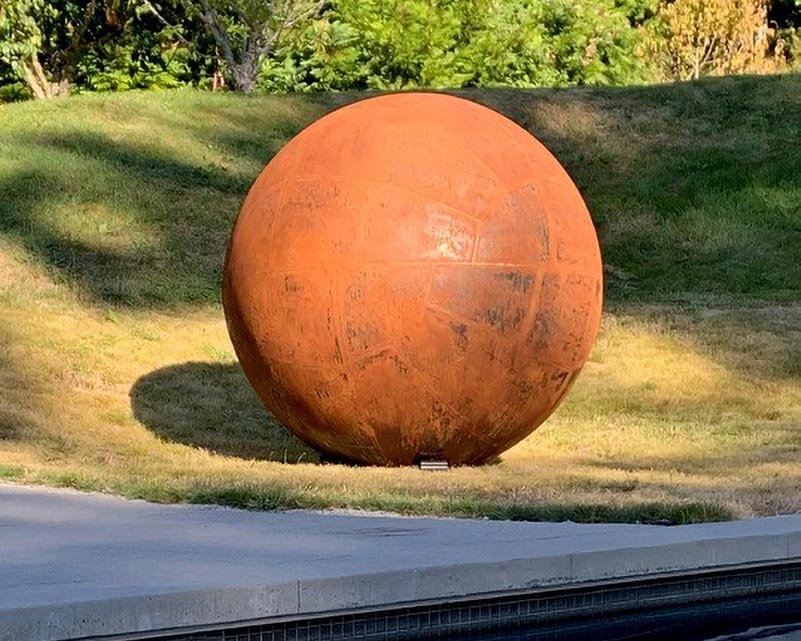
1 75 800 523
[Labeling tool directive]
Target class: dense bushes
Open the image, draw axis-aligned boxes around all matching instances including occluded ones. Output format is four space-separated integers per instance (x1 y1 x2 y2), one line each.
0 0 214 100
259 0 799 91
1 0 800 101
645 0 788 80
259 0 654 91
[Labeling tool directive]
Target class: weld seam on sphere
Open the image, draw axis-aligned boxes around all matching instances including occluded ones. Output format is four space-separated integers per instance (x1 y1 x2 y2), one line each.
223 92 603 467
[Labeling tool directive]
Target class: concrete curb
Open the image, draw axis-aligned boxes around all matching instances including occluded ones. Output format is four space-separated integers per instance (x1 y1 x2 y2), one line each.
2 483 800 641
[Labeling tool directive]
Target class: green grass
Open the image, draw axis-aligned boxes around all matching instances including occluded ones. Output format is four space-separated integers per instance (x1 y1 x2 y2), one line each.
1 75 800 523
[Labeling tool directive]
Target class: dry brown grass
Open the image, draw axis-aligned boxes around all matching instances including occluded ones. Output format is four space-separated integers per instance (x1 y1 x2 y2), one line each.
2 244 799 520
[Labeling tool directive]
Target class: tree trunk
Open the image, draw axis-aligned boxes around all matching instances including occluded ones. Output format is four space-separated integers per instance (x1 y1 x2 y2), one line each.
193 0 320 93
231 64 257 93
230 46 261 93
23 64 48 100
23 56 70 99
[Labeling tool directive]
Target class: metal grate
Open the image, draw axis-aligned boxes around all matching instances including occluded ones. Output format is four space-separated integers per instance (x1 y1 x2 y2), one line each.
106 561 801 641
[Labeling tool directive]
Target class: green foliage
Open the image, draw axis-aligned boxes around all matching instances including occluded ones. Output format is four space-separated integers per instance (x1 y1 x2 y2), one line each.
183 0 325 92
538 0 650 86
782 28 801 69
0 0 214 100
0 0 65 98
0 79 30 102
0 0 796 99
0 59 31 101
772 0 801 69
75 11 201 94
259 0 653 92
0 0 42 71
78 43 187 93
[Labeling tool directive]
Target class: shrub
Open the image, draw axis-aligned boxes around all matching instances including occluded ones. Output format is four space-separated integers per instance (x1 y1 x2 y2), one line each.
0 0 213 99
647 0 785 80
258 0 652 92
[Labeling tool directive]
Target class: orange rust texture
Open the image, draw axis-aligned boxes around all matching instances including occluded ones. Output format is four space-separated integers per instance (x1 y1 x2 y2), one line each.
222 93 603 466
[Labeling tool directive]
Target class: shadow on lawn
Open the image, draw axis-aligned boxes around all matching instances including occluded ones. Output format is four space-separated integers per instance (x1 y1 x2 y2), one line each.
0 97 313 308
2 76 801 311
0 139 247 307
130 361 319 463
129 362 738 523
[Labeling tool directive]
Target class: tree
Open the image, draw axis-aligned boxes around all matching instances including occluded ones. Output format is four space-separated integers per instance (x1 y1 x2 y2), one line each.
182 0 324 92
0 0 68 98
649 0 781 80
0 0 153 99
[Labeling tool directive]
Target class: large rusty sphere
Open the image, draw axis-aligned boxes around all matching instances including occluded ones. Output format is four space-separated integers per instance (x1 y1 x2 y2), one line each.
223 93 602 466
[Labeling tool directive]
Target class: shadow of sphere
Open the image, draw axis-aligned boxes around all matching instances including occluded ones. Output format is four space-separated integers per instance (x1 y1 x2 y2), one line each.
130 362 318 463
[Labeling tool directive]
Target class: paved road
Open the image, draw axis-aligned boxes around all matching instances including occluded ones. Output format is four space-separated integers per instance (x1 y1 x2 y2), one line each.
2 483 800 641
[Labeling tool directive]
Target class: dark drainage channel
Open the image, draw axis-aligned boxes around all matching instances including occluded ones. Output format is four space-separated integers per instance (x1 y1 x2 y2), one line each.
106 561 801 641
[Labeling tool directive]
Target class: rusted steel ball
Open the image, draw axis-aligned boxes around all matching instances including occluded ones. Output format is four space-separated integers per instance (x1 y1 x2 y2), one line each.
223 93 602 466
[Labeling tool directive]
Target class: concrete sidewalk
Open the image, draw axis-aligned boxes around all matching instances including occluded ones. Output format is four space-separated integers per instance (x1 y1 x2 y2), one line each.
1 483 800 641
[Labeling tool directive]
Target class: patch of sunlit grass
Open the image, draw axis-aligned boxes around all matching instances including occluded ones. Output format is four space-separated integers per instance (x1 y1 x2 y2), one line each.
2 277 800 521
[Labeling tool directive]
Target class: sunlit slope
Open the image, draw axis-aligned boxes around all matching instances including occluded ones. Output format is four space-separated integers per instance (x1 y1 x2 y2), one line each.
1 75 800 522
